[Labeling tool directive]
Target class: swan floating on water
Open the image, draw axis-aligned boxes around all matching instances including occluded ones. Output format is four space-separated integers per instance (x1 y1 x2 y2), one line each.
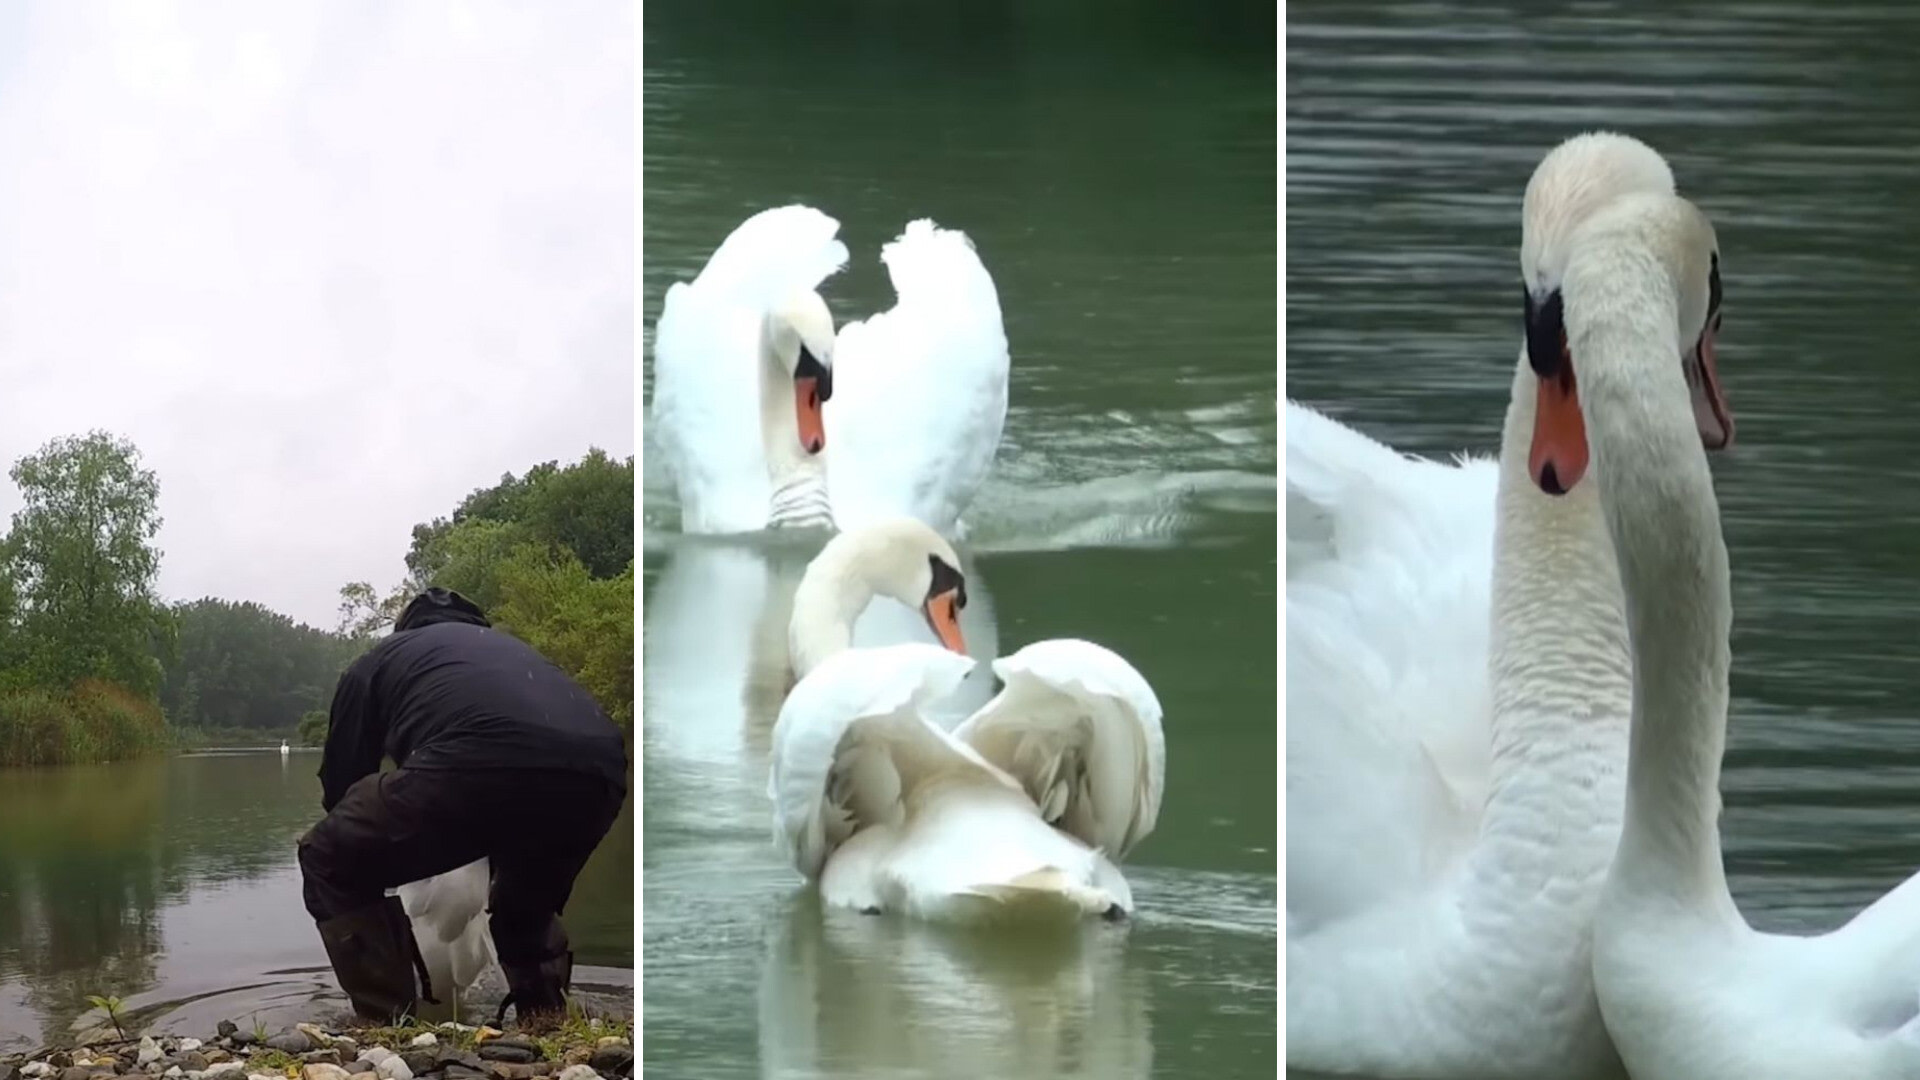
280 740 290 755
650 205 1009 536
1550 192 1920 1079
1285 132 1733 1079
768 520 1163 924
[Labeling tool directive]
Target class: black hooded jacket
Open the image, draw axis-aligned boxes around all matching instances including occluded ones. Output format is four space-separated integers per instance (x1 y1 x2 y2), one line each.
316 593 627 811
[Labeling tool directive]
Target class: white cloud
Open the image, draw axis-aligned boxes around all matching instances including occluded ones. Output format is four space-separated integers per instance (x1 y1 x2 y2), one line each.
0 0 634 629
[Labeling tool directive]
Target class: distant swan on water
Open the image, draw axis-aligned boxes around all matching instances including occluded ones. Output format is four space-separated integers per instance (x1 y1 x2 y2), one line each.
280 740 290 755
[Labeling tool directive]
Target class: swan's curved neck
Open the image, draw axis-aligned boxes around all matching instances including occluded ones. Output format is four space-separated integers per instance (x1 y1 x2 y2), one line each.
1575 248 1732 905
789 538 880 677
1475 355 1634 887
760 320 831 530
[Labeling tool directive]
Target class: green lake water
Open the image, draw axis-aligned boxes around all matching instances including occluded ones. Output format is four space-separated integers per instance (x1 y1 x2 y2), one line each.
0 750 633 1053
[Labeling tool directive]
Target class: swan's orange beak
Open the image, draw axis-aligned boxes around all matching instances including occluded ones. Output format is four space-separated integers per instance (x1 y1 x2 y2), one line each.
1688 317 1734 451
794 377 826 455
922 589 967 656
1529 362 1588 496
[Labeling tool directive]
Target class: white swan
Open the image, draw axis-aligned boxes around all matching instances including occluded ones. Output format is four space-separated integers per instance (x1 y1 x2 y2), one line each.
395 858 498 1018
1562 196 1920 1079
280 740 290 755
768 521 1163 923
651 206 844 533
1285 132 1733 1079
650 206 1009 536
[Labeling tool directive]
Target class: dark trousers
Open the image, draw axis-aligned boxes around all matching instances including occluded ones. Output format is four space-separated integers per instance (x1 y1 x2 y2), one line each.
297 766 624 966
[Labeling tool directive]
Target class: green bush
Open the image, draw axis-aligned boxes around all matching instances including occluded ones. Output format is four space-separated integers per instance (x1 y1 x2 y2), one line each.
0 680 166 766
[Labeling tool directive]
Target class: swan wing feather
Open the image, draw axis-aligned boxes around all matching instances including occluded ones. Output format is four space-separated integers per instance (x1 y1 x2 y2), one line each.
827 220 1009 533
769 643 989 879
953 638 1165 860
1285 400 1499 931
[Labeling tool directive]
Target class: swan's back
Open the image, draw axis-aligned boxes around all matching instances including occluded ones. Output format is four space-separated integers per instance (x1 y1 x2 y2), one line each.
652 206 850 534
1285 401 1499 932
828 220 1009 534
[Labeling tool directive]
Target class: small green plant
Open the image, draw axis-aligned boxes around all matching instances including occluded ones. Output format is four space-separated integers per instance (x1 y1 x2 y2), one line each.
84 994 127 1039
248 1051 296 1072
251 1014 269 1042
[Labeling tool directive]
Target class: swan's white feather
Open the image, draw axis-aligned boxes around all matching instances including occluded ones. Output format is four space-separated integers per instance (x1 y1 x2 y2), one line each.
769 642 1138 923
1284 400 1499 932
651 205 849 534
951 638 1165 860
396 858 497 1005
768 643 986 879
827 220 1009 534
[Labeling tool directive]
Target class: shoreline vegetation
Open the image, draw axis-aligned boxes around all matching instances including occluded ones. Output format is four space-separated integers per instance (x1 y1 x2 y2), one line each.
1 1012 636 1080
0 432 635 768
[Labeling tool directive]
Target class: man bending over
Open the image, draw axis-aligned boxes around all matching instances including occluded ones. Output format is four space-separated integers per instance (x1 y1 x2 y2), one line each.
298 587 627 1024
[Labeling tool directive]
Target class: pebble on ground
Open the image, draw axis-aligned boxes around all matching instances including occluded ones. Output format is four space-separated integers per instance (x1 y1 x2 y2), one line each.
0 1021 634 1080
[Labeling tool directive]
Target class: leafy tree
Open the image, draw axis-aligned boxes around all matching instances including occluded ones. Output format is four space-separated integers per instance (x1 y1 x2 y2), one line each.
492 547 634 729
336 580 408 640
406 450 633 584
297 709 327 747
158 599 358 733
4 432 170 696
340 447 635 731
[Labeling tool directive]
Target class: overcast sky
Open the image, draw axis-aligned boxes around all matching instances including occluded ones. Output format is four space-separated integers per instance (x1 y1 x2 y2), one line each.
0 1 633 630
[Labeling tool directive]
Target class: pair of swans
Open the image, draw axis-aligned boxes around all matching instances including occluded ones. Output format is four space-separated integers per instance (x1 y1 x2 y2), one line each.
648 209 1161 923
1290 132 1920 1080
649 205 1010 536
767 518 1166 923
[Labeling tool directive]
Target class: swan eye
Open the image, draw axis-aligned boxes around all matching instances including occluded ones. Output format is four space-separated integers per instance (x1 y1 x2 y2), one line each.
927 555 966 608
1523 287 1568 380
796 345 833 402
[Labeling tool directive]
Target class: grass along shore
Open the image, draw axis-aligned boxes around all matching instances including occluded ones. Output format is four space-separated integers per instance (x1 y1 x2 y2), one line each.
0 683 168 767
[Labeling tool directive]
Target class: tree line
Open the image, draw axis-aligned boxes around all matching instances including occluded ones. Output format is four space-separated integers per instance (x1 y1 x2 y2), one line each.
0 430 634 766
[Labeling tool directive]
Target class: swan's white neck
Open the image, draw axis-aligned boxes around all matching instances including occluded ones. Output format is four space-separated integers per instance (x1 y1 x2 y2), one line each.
789 538 881 677
1576 249 1733 907
760 320 831 530
1475 354 1634 896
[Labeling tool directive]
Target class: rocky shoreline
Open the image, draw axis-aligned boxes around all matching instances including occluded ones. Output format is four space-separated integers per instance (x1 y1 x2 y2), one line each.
0 1020 635 1080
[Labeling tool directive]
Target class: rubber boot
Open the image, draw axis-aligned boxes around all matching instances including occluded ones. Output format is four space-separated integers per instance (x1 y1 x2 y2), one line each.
497 915 573 1023
315 895 424 1023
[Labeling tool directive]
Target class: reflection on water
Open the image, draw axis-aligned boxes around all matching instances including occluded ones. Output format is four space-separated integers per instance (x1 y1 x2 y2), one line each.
0 751 633 1052
642 532 1002 771
757 895 1151 1079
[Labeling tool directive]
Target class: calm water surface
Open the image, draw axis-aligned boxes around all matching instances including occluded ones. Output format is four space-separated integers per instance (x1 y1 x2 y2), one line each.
0 750 633 1053
1291 0 1920 1070
643 4 1277 1077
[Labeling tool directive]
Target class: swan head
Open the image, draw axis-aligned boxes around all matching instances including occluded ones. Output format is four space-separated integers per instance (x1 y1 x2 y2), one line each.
844 518 968 654
791 518 970 674
765 289 836 456
1540 193 1724 496
1518 132 1732 495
